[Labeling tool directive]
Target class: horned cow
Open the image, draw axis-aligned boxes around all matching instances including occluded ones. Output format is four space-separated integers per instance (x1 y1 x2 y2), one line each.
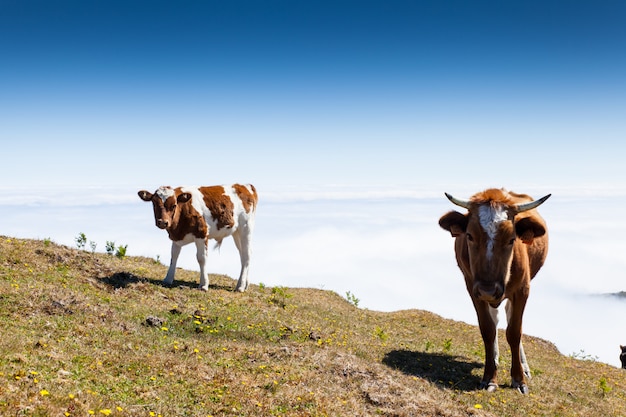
138 184 258 292
438 188 550 394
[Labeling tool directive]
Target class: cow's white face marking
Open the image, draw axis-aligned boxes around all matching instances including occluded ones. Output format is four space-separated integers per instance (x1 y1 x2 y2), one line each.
156 186 175 203
478 204 508 260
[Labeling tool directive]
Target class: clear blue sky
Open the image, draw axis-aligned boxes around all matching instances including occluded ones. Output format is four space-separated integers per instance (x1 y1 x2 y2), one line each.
2 0 625 191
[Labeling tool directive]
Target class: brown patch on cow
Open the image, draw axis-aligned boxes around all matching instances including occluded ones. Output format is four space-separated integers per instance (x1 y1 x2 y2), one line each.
167 187 208 241
233 184 258 213
200 186 235 230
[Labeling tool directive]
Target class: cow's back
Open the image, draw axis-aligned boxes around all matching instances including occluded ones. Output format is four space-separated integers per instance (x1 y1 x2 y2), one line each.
185 184 257 241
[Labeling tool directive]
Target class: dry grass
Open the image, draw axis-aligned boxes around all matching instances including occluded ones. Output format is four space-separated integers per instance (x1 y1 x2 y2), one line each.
1 236 625 416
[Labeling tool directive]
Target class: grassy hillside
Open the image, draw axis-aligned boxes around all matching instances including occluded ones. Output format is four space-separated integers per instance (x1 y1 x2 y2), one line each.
1 236 625 417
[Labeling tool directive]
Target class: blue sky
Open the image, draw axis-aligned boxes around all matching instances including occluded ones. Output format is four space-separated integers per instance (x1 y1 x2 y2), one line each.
2 0 626 191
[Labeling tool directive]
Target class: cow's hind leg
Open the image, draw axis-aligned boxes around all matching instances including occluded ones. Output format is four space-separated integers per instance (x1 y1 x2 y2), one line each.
195 239 210 291
164 243 182 286
232 229 252 292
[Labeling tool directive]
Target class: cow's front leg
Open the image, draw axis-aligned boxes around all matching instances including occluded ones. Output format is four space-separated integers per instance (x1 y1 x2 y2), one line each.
164 243 182 286
505 295 530 394
475 300 499 391
195 239 210 291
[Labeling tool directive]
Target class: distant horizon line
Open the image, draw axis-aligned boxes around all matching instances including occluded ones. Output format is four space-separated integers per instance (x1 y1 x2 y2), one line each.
1 182 625 207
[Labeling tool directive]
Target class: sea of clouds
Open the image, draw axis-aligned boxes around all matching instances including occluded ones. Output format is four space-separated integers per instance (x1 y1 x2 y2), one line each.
2 184 626 367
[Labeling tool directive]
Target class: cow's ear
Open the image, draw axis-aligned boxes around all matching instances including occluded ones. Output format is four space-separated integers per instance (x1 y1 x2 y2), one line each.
138 190 153 201
515 217 546 245
439 211 468 237
177 192 192 204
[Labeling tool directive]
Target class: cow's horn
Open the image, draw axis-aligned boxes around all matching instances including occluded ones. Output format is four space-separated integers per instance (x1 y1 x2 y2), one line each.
514 194 551 213
444 192 471 209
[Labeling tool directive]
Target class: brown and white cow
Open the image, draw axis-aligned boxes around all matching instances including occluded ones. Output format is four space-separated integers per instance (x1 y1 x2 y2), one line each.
438 188 550 394
138 184 258 292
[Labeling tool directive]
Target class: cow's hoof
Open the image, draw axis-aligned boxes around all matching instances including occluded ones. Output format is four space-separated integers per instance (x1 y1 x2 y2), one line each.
198 286 209 292
234 287 246 293
162 280 173 287
514 383 529 394
479 382 498 392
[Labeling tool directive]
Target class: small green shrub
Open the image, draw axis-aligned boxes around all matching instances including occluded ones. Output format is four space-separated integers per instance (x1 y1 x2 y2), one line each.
424 340 433 351
599 376 613 397
268 286 292 308
105 241 115 255
75 232 87 250
115 244 128 259
346 291 360 307
374 326 388 343
570 350 599 362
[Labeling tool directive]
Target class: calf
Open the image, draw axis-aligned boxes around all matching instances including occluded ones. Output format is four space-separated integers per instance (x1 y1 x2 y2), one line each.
620 345 626 369
138 184 257 292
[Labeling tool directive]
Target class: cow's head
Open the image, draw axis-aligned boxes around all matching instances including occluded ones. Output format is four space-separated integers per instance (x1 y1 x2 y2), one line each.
439 190 550 305
138 186 192 230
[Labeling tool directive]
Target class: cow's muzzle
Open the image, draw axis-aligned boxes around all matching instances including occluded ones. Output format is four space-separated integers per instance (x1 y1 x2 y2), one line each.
156 219 169 229
473 281 504 304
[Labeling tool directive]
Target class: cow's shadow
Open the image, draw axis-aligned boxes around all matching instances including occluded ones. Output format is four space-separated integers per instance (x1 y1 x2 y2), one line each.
382 349 483 391
97 272 234 292
97 272 162 289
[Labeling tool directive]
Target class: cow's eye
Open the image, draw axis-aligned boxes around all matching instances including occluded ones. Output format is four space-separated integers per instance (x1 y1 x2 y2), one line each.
466 233 474 242
509 238 515 245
